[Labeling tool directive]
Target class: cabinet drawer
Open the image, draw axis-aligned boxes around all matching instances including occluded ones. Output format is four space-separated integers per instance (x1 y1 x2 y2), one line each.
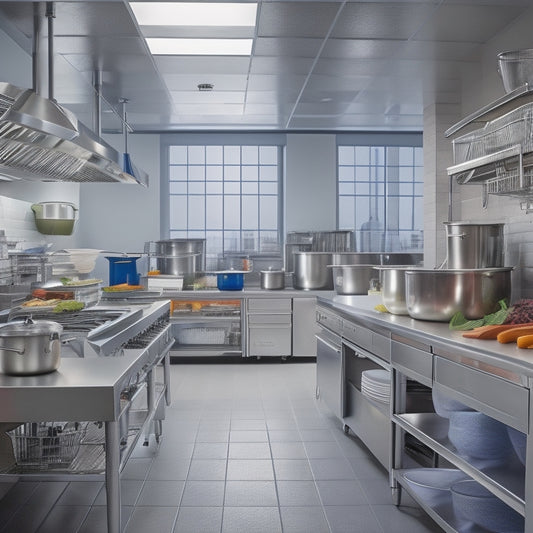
434 356 529 432
248 298 291 313
248 325 291 356
391 340 432 387
342 321 390 362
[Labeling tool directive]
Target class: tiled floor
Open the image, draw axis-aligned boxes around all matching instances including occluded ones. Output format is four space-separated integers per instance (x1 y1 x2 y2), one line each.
0 360 443 532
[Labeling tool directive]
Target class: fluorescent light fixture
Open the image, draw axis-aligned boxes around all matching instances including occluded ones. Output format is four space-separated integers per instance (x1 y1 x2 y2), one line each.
130 2 257 27
146 38 253 56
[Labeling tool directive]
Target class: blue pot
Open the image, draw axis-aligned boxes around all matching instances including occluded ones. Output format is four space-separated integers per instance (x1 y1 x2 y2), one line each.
217 272 244 290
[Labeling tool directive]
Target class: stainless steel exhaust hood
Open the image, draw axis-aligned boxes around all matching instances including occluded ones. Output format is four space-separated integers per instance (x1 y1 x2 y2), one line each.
0 3 148 186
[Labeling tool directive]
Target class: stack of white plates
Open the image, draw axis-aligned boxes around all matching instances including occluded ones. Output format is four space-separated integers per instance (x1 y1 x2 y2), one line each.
361 369 390 404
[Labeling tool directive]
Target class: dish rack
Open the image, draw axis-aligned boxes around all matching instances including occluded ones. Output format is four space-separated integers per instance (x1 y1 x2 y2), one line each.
9 422 87 469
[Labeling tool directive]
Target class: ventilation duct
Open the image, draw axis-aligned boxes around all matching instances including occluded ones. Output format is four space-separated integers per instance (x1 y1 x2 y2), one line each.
0 2 148 186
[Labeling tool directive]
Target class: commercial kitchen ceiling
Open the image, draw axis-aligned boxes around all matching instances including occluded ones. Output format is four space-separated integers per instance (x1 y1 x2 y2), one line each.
0 0 530 133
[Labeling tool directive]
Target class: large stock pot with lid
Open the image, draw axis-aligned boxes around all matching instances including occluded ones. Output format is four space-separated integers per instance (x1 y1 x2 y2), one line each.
0 317 63 375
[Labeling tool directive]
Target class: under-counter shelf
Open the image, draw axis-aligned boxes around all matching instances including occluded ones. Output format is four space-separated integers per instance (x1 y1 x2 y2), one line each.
395 469 517 533
393 412 526 515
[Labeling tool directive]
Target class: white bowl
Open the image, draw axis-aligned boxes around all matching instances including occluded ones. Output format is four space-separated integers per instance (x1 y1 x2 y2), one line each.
432 387 474 418
403 468 467 503
451 479 524 532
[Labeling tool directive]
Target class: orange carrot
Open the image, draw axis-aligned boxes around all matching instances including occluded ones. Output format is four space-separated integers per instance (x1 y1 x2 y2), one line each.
517 335 533 349
497 326 533 344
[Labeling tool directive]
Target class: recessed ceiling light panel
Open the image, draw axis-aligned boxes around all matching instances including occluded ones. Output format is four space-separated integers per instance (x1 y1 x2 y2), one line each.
130 2 257 27
146 38 253 56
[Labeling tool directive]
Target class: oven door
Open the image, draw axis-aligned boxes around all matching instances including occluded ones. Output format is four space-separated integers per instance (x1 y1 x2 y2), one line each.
316 326 344 419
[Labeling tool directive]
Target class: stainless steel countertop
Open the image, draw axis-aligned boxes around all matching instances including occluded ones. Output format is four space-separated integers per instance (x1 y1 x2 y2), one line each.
161 288 333 299
318 294 533 380
0 300 171 423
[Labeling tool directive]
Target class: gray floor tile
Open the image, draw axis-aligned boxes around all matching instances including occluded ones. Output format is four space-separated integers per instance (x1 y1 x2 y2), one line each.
174 506 223 533
0 482 40 527
187 458 227 480
266 418 296 430
348 455 388 481
157 441 195 459
196 430 230 442
224 480 278 506
229 442 272 459
273 459 314 480
222 506 282 533
230 419 267 430
36 505 90 533
94 480 144 507
324 505 383 533
300 429 337 442
192 442 228 459
268 430 302 442
56 481 102 506
297 418 332 430
226 459 274 480
124 506 178 533
136 480 184 507
372 503 443 532
181 480 225 506
280 506 331 533
304 441 345 459
270 441 307 459
276 480 321 506
78 505 134 533
229 430 269 442
147 457 191 480
316 480 368 506
230 410 266 420
121 457 153 480
310 458 357 480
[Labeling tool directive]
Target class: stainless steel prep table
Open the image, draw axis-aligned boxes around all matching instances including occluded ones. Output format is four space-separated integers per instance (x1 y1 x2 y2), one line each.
0 300 173 533
317 293 533 532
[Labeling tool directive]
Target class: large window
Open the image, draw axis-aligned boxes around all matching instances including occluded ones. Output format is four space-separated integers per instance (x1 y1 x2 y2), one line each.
338 134 423 252
163 134 284 267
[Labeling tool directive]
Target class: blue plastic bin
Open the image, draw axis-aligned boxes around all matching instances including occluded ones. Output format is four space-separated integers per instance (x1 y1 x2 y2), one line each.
106 256 140 285
217 272 244 290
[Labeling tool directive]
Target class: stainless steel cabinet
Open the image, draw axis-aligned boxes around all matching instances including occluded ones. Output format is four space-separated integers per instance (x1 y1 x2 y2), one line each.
246 298 292 358
391 337 529 533
316 327 343 419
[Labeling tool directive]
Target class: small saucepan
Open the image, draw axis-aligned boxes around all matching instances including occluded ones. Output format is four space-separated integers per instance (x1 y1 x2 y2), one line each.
0 317 63 375
260 269 285 290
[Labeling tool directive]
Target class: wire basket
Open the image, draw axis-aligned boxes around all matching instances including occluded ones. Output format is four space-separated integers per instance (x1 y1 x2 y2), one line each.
486 167 533 197
176 327 226 345
452 102 533 165
9 422 87 468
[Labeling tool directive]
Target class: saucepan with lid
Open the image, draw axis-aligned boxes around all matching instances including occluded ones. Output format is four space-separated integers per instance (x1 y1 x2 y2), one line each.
0 317 63 375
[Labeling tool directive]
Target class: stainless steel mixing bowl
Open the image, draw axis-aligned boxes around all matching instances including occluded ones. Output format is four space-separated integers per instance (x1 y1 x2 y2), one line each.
405 268 512 321
375 266 410 315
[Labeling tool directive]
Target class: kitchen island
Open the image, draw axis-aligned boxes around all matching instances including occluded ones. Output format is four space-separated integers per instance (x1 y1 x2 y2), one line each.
317 293 533 533
0 300 173 533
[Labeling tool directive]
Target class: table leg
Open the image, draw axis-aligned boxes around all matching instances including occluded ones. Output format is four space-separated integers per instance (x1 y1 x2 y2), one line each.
164 353 171 406
105 420 121 533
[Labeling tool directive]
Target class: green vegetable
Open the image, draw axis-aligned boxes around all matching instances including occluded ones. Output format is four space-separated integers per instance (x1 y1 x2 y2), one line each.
449 311 484 331
449 300 509 330
53 301 85 313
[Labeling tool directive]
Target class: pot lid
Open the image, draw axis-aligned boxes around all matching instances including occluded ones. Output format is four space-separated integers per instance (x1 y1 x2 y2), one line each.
0 318 63 337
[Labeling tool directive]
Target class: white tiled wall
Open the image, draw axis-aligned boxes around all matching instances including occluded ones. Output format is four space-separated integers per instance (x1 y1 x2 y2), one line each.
0 196 44 249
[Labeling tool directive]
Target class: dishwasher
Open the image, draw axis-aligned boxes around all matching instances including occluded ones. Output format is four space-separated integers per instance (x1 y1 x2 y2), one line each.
315 305 344 419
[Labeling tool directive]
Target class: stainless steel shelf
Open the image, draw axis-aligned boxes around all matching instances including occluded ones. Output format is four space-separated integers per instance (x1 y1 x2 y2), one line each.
395 469 501 533
170 347 242 357
393 412 526 515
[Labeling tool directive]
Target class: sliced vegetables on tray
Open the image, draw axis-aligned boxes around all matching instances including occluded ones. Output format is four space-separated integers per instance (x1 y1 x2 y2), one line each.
449 300 508 331
102 283 144 292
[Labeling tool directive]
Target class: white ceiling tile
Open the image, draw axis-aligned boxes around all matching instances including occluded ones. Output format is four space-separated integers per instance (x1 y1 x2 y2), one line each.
154 56 251 75
250 56 315 75
321 38 404 59
176 104 245 115
413 4 527 43
258 2 342 38
331 2 439 40
247 74 307 92
162 74 248 91
254 37 323 57
171 91 245 104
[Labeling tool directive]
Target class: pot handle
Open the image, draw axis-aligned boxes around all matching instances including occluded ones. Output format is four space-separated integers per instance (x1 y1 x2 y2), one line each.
448 233 467 239
0 344 24 355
